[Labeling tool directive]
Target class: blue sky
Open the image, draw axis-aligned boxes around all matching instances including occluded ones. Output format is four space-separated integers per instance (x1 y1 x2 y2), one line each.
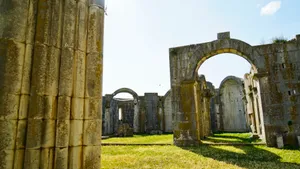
103 0 300 97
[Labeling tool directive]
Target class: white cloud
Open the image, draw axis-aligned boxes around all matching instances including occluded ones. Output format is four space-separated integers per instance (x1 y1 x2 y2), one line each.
260 1 281 15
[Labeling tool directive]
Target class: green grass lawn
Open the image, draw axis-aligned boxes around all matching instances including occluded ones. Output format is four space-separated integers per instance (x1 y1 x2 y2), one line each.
101 145 300 169
102 134 173 144
101 133 300 168
102 132 261 144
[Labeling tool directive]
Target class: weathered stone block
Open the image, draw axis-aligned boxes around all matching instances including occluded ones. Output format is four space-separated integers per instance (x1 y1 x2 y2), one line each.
0 0 29 42
18 95 29 120
71 98 84 119
28 95 57 119
21 44 33 94
87 5 104 53
45 46 61 96
69 146 83 169
58 47 75 96
35 0 52 45
0 93 20 119
84 97 102 119
56 120 70 148
117 123 133 137
85 53 103 98
26 119 42 149
54 147 68 169
40 148 54 169
83 146 101 169
75 2 88 51
24 149 40 169
83 120 102 146
13 149 25 169
73 50 86 98
16 120 27 149
0 120 17 150
31 45 60 96
0 150 14 169
30 43 48 95
44 96 57 119
57 96 71 119
0 39 25 94
62 0 76 48
25 0 38 44
70 120 83 146
49 0 63 48
42 120 56 148
276 135 284 148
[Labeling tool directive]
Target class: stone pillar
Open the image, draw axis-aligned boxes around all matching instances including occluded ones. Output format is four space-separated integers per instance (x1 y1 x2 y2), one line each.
173 81 200 146
0 1 37 168
133 98 140 133
0 0 105 168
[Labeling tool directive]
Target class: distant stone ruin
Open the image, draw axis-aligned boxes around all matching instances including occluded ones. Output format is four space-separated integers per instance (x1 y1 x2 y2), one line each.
102 88 173 136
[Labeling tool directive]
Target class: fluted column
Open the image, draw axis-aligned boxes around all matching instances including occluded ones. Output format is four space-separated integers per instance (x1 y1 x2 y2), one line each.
0 0 104 168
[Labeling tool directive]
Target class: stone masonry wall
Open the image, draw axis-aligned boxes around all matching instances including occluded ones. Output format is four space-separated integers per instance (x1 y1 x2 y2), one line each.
169 32 300 147
219 76 249 132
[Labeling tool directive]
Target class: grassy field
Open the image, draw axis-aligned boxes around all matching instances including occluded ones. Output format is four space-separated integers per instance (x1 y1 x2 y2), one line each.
102 132 261 144
101 145 300 169
102 134 173 144
101 133 300 169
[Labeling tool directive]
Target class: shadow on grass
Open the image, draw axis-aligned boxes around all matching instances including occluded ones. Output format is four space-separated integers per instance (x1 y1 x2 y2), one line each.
205 134 261 143
182 145 300 169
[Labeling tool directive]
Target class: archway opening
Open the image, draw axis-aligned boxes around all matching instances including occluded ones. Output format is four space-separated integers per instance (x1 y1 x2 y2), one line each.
196 53 265 144
113 93 134 101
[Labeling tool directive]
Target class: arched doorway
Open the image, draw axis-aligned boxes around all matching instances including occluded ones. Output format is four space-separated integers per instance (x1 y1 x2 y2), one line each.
218 76 250 132
103 88 140 135
169 32 270 146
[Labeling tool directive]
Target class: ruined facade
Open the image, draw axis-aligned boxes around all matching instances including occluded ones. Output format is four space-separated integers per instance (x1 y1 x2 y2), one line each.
244 67 265 138
218 76 249 132
102 88 174 136
200 76 250 133
0 0 104 168
169 32 300 147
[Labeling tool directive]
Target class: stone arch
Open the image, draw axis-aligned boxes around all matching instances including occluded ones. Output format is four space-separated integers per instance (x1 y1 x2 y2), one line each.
111 88 140 133
112 87 139 101
218 76 249 132
192 38 265 79
169 32 268 146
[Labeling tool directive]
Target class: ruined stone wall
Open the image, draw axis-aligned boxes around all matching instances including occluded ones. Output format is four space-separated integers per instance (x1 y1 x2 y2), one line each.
244 69 263 137
102 91 173 135
118 100 135 128
206 82 218 132
0 0 104 168
169 32 300 147
219 76 249 132
144 93 161 133
163 91 173 133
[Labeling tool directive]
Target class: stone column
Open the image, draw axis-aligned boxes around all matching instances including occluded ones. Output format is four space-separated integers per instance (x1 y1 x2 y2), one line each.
133 98 140 133
0 0 105 168
0 1 37 168
173 81 200 146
